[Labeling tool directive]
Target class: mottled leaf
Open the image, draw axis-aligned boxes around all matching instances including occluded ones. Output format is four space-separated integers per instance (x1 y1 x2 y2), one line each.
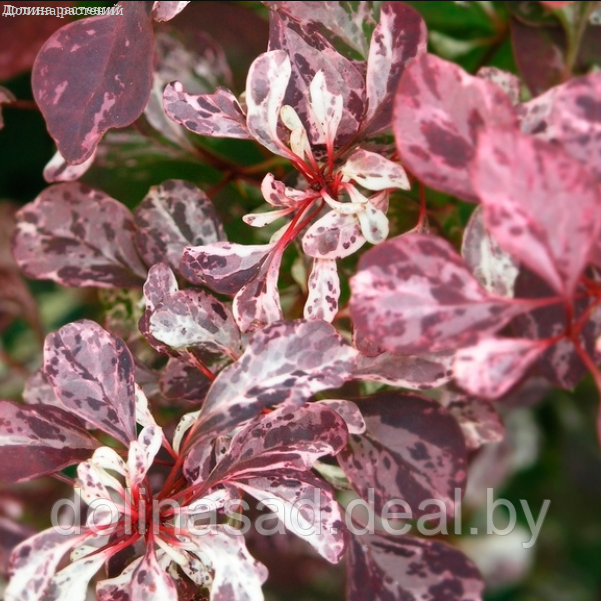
0 401 98 482
43 149 96 183
43 320 137 445
142 263 179 312
350 234 525 354
338 391 467 517
304 258 340 322
473 128 601 297
44 551 110 601
159 359 211 406
13 183 147 288
347 533 484 601
152 1 190 21
130 546 177 600
462 205 519 297
134 179 226 272
477 66 521 105
394 54 516 202
340 149 410 191
32 2 153 164
319 399 366 435
302 210 365 259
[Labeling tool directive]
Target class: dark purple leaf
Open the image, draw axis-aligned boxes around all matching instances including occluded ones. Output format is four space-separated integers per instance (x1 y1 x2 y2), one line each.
32 2 153 164
349 234 525 354
347 533 484 601
0 401 98 482
0 516 35 578
319 399 366 435
13 183 147 288
473 128 601 297
159 358 211 406
152 0 190 21
364 1 427 134
43 320 137 445
134 179 226 272
394 54 516 202
338 391 467 517
0 85 15 131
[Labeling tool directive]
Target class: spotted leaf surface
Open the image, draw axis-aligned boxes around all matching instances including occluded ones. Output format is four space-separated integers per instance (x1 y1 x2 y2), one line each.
462 205 519 298
181 242 274 294
473 128 601 297
394 54 516 202
163 82 251 139
185 319 357 449
159 359 211 407
134 180 226 272
43 320 137 445
350 234 524 354
304 258 340 322
302 211 365 259
354 350 454 390
0 401 98 483
130 546 177 601
340 149 410 191
13 183 147 288
364 1 426 133
339 391 467 517
151 0 190 21
142 263 178 312
477 66 521 105
149 289 242 357
43 150 96 183
32 2 153 164
347 533 484 601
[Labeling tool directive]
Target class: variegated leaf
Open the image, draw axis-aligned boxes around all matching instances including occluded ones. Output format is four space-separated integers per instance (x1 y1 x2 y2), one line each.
158 359 211 407
304 258 340 322
319 399 366 435
127 425 163 488
340 149 410 191
350 234 525 354
32 2 153 164
152 1 190 21
43 320 137 445
134 180 226 271
149 289 241 357
354 350 454 390
347 533 484 601
473 128 601 297
130 546 177 600
163 82 251 139
13 183 147 288
338 391 467 517
477 66 521 105
142 263 179 312
462 205 519 298
43 149 96 183
0 401 98 482
394 54 516 202
261 173 314 208
302 210 365 259
364 1 427 133
184 319 357 449
181 242 274 294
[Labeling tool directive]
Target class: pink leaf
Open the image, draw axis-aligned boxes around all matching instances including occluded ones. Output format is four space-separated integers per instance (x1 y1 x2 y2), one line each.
319 399 366 435
347 533 484 601
302 210 365 259
477 66 521 105
13 183 147 288
142 263 179 313
350 234 524 354
394 54 516 202
473 128 601 297
134 180 226 272
151 1 190 21
130 546 177 601
43 320 137 445
340 149 410 191
0 401 98 482
304 258 340 322
338 392 467 517
32 2 153 164
43 149 96 183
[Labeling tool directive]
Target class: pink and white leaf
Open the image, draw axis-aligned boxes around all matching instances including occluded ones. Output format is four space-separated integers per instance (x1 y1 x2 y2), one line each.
127 425 163 488
43 320 137 445
0 401 98 483
261 173 315 208
76 460 117 506
134 180 226 272
304 258 340 322
13 183 147 288
96 555 142 601
143 263 179 312
43 149 96 183
477 66 521 105
394 54 517 202
347 533 484 601
357 201 389 245
130 546 177 601
163 82 251 139
338 391 467 517
181 242 275 294
340 149 410 191
319 399 366 435
309 70 343 146
473 128 601 297
302 211 365 259
243 207 295 228
151 1 190 21
454 338 548 399
350 234 523 354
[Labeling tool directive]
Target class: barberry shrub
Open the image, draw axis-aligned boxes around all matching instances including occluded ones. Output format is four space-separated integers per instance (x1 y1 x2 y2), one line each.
0 1 600 600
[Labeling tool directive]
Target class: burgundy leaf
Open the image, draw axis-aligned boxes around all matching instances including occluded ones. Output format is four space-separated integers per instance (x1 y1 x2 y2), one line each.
338 391 467 517
159 358 211 407
149 289 242 357
185 319 357 448
394 54 517 202
181 241 274 294
354 350 454 390
0 401 98 482
151 1 190 21
134 179 226 272
349 234 524 354
473 128 601 297
454 338 548 399
347 533 484 601
461 205 519 297
319 399 366 435
43 320 137 445
32 2 154 164
364 1 427 134
163 82 251 139
0 85 15 130
13 183 147 288
0 516 35 578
